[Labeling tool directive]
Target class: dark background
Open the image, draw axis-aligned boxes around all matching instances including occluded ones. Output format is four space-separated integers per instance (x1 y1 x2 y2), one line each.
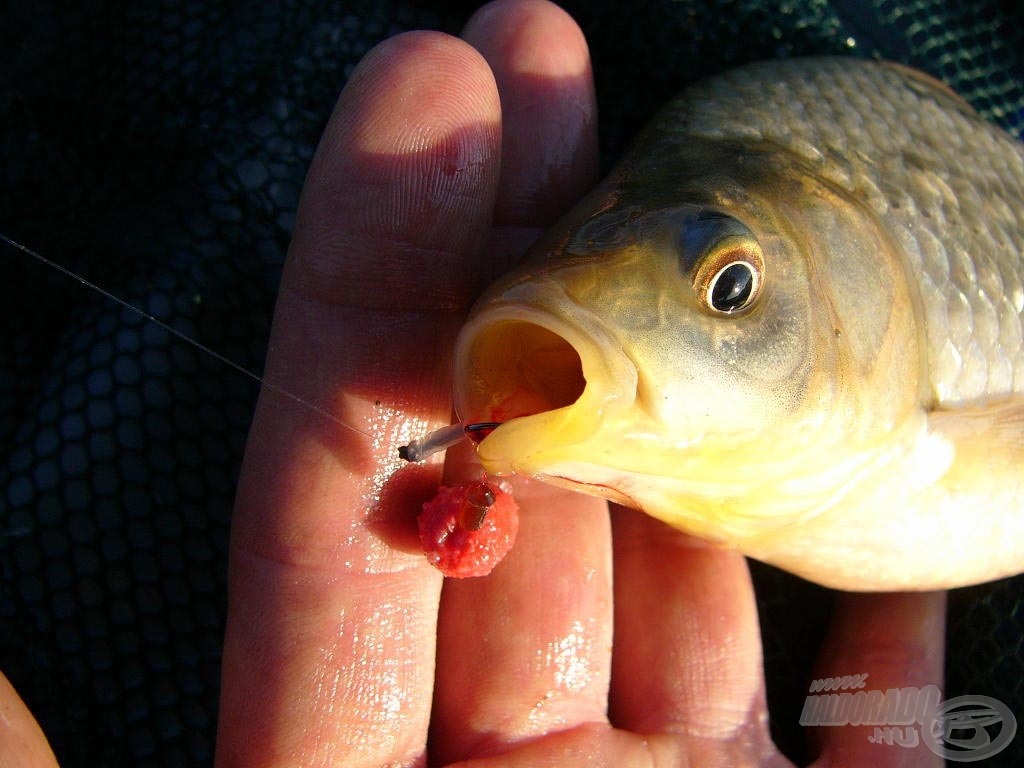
1 1 1022 765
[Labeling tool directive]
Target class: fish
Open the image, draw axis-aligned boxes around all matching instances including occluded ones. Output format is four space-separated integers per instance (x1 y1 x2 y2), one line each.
451 57 1024 591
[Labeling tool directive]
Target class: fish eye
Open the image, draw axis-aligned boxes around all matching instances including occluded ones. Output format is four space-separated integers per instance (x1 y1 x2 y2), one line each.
706 260 758 313
694 245 764 315
680 211 764 316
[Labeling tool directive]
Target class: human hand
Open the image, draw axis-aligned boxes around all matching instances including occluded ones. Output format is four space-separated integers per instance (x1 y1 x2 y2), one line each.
210 1 948 766
0 3 950 766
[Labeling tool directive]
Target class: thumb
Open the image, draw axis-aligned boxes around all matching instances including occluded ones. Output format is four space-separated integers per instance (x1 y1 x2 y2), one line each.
0 670 59 768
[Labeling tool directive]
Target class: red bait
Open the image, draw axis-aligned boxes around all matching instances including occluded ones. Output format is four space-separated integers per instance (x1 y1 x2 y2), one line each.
417 479 519 578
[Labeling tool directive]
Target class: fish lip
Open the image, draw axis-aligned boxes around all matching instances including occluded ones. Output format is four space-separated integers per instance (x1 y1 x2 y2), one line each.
453 287 638 476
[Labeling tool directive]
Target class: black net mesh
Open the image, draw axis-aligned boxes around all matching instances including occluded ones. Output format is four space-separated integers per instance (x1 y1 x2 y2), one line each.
1 1 1021 766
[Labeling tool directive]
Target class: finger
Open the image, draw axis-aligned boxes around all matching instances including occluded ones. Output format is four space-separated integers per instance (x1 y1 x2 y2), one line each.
609 507 778 759
808 592 946 768
464 0 598 260
0 671 59 768
431 478 614 763
215 32 501 768
432 2 608 762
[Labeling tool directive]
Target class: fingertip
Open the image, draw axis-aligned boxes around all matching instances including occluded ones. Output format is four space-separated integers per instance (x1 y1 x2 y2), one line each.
465 0 590 81
463 0 598 227
290 29 503 309
326 30 500 160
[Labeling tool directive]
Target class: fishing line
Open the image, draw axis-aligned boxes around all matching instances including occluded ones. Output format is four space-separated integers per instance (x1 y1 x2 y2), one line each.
0 231 369 437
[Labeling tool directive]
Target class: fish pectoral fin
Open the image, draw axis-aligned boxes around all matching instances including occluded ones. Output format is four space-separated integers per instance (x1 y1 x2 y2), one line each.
929 397 1024 486
744 396 1024 589
921 397 1024 585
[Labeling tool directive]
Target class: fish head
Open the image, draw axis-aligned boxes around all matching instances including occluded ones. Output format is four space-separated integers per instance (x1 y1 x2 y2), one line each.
453 125 922 546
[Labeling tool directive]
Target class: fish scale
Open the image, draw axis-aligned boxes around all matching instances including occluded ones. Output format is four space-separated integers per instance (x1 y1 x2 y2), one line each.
670 58 1024 404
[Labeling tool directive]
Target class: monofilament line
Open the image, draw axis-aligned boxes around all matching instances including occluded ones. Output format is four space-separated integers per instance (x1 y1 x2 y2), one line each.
1 231 367 436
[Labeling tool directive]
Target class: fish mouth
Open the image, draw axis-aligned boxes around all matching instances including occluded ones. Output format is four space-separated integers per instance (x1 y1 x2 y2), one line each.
453 292 639 493
457 320 586 425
